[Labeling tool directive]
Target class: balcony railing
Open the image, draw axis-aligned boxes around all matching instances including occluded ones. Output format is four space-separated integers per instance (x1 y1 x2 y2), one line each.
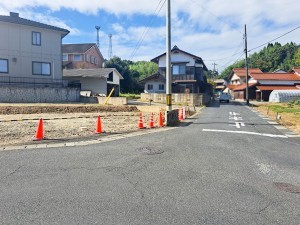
0 76 68 88
172 74 195 81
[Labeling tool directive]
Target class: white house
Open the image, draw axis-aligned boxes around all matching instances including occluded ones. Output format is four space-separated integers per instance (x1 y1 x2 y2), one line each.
63 68 123 96
140 45 209 94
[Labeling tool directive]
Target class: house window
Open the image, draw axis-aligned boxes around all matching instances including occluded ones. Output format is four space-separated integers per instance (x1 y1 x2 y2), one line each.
0 59 8 73
73 54 82 61
90 56 94 64
86 55 90 62
172 64 186 75
159 84 164 90
147 84 153 90
94 57 98 65
33 62 51 76
32 31 41 46
62 54 68 61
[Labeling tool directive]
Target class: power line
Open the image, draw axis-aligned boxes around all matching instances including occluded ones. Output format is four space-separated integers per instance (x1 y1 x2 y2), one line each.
248 25 300 52
189 0 243 35
129 0 166 60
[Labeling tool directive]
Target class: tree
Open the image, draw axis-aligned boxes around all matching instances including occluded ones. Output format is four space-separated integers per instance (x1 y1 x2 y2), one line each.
104 56 143 93
129 61 158 80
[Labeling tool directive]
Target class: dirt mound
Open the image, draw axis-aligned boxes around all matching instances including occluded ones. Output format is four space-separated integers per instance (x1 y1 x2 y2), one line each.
0 105 139 115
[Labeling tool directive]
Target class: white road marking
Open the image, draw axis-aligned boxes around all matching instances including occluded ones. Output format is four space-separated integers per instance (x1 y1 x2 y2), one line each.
229 116 243 121
229 122 245 128
274 126 288 130
202 129 288 138
229 112 240 116
267 121 278 125
257 163 271 175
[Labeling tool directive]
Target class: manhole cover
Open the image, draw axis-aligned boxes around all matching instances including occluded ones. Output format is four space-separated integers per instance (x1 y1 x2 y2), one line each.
136 147 164 155
274 182 300 193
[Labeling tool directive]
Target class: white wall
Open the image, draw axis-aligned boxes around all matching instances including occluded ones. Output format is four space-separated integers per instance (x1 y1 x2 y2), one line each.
65 77 107 95
158 52 195 67
144 81 165 93
0 21 64 80
256 80 298 85
107 71 121 85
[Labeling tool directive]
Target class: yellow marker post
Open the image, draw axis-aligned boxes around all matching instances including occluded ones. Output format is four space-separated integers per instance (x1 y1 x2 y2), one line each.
103 87 115 105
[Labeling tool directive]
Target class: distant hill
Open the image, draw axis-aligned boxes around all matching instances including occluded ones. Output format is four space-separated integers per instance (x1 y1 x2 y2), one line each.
219 42 300 79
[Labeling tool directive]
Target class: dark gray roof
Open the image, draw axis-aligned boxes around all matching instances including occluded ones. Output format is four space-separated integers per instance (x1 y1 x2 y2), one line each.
62 43 95 54
63 68 123 79
0 12 69 37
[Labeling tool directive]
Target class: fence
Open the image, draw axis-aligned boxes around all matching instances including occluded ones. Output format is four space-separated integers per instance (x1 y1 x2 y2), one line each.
141 93 211 106
0 76 68 88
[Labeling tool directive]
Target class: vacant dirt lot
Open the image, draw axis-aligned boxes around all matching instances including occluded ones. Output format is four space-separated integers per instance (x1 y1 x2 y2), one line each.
0 104 169 147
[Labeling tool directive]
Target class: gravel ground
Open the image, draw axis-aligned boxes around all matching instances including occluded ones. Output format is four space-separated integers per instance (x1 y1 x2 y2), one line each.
0 111 168 147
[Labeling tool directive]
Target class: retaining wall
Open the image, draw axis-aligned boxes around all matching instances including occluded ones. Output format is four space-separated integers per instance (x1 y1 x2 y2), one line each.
0 86 80 103
141 93 211 106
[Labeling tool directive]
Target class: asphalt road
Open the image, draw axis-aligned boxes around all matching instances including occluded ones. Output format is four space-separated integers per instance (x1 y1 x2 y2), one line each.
1 101 300 225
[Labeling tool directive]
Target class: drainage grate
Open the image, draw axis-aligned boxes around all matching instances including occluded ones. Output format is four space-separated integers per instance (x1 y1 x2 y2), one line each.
274 182 300 193
136 147 164 155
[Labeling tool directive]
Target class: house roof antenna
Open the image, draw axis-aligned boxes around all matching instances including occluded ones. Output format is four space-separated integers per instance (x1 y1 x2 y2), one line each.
95 26 101 49
108 34 113 59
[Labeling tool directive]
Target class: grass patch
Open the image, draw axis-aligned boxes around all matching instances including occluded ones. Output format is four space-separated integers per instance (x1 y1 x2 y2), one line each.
120 93 141 99
255 102 300 134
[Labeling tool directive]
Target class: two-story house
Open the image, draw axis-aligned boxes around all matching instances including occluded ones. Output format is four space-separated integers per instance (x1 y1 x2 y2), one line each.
140 45 208 94
0 12 69 87
62 43 104 69
62 43 123 96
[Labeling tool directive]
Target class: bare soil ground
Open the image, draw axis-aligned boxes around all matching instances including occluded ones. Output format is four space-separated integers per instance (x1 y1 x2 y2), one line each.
0 104 171 147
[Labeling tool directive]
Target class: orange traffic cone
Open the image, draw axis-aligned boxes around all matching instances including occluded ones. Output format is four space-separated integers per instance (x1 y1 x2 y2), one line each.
34 118 44 140
178 108 184 121
149 113 155 128
95 115 103 134
158 112 164 127
138 113 145 129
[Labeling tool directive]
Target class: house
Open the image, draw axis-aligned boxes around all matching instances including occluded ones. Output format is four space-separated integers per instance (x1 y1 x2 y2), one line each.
63 68 123 97
225 68 262 99
140 45 209 94
0 12 69 87
0 12 81 103
250 72 300 101
226 67 300 101
62 43 104 69
213 79 226 95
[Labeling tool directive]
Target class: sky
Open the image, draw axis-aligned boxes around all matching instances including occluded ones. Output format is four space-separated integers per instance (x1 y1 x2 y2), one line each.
0 0 299 72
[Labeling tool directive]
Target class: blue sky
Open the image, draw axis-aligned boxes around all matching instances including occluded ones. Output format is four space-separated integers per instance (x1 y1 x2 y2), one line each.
0 0 299 72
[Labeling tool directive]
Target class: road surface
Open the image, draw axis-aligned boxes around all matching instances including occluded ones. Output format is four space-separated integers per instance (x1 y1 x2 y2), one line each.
1 101 300 224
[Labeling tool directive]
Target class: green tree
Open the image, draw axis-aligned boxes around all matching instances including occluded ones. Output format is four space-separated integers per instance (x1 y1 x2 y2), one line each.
129 61 158 80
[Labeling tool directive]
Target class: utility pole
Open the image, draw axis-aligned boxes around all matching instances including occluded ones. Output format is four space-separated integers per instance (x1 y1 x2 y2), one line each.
166 0 172 111
212 62 218 77
95 26 100 49
108 34 113 59
244 24 249 105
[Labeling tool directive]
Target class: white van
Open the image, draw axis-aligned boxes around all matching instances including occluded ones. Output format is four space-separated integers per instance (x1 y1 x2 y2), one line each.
219 92 230 103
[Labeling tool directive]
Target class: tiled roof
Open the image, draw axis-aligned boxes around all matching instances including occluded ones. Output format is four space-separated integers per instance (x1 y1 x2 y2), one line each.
63 68 123 79
232 82 257 91
232 68 262 77
226 84 237 90
250 73 300 81
291 67 300 75
0 12 69 36
63 43 96 54
139 72 165 83
256 85 300 91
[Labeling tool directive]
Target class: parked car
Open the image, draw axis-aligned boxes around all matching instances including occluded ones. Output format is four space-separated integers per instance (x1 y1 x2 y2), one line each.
219 92 230 103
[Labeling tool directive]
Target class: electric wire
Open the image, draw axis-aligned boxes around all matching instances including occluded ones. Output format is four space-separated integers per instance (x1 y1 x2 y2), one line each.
248 25 300 52
129 0 166 60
